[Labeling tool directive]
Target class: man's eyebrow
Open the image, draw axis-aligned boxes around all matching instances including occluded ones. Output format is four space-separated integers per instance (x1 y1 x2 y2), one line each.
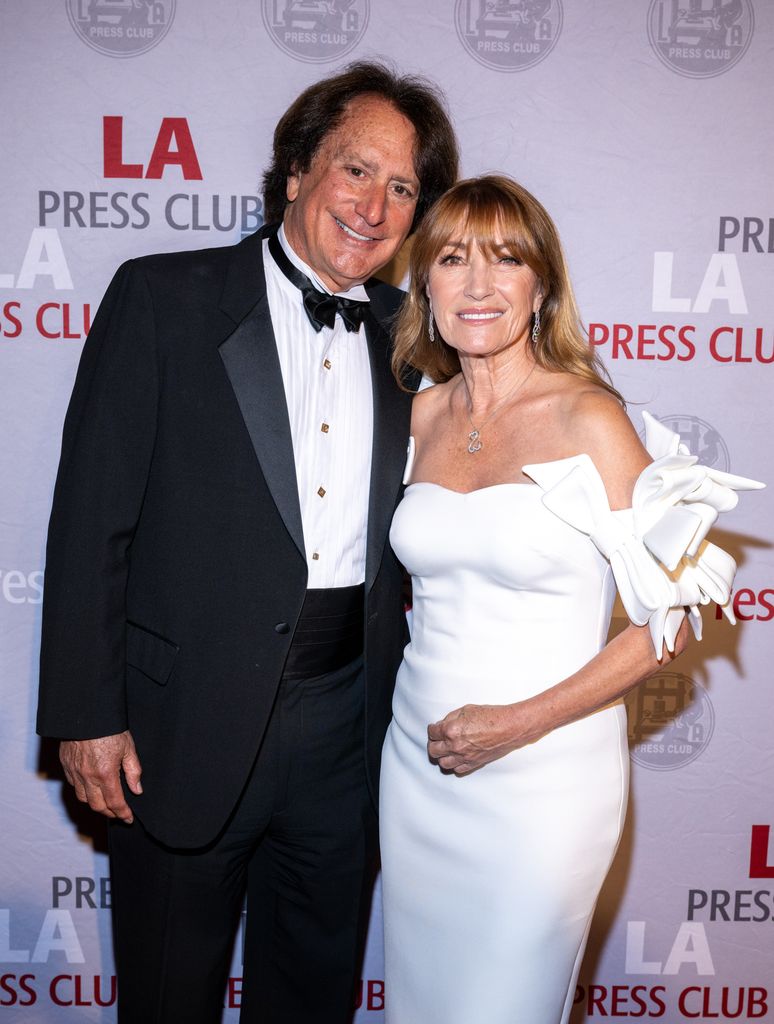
355 156 378 173
337 149 419 186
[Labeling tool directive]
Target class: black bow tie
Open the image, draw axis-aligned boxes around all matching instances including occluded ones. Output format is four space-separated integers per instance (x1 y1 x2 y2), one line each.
268 230 368 333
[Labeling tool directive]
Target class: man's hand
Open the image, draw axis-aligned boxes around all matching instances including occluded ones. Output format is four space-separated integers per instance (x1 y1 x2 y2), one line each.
427 703 533 776
59 731 142 823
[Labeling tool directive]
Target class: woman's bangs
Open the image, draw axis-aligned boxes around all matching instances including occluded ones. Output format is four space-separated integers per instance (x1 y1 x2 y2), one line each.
441 195 535 263
416 179 543 278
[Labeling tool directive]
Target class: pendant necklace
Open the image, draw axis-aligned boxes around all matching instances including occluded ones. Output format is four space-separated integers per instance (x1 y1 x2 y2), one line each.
464 361 537 454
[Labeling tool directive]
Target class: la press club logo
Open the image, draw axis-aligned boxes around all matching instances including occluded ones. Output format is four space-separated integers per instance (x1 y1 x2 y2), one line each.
262 0 369 63
455 0 562 72
590 226 774 365
648 0 754 79
625 671 715 771
573 829 773 1020
66 0 175 58
0 117 262 343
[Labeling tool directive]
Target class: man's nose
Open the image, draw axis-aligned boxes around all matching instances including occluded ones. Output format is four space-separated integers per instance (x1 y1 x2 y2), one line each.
354 184 388 227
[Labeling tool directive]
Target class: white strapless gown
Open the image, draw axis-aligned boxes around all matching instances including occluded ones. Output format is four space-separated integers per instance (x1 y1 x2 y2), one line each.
380 416 760 1024
381 471 626 1024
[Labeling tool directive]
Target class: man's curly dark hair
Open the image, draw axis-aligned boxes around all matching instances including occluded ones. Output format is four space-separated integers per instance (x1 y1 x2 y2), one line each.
262 60 459 231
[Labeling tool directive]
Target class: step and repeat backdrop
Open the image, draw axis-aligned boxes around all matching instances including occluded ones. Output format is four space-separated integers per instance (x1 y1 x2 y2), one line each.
2 1 773 1021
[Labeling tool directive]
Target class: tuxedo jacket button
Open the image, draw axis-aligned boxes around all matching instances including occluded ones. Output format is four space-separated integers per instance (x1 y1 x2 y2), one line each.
274 622 290 634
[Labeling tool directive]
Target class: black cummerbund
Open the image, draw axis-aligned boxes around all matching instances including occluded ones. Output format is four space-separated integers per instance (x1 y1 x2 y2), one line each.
282 584 365 680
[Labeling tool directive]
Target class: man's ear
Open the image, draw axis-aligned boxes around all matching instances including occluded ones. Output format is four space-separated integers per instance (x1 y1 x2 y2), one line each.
286 167 300 203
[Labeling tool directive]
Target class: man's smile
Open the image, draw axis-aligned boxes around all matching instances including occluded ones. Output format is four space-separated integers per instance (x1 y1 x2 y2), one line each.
333 216 381 243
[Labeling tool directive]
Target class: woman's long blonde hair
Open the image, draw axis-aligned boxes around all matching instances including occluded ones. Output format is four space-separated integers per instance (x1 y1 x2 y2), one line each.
391 175 623 404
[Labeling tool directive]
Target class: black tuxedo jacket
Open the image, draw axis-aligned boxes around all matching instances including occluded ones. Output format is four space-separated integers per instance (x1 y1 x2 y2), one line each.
37 226 412 848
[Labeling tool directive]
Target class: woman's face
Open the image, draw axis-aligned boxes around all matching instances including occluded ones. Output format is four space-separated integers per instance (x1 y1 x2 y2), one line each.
426 229 543 360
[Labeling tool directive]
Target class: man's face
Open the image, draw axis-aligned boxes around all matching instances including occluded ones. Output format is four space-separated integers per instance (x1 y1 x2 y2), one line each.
282 95 420 293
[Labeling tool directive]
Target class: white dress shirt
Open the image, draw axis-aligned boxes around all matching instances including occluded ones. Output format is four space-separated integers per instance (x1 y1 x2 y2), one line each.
263 226 374 588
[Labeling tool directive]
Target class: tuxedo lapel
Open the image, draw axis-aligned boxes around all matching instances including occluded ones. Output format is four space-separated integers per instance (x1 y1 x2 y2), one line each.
218 232 305 562
218 232 409 582
363 303 411 593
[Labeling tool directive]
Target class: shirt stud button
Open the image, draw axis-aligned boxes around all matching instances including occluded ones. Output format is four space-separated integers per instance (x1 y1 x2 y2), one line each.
317 486 326 498
323 359 332 370
321 422 329 433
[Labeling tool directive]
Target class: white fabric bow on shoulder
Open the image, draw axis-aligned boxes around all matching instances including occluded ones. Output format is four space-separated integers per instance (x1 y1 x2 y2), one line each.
524 411 764 658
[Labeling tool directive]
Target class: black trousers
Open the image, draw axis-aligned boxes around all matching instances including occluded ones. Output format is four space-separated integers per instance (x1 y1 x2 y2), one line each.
109 656 377 1023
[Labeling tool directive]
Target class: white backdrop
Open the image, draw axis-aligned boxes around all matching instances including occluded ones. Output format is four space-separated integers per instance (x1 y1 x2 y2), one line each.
2 1 773 1020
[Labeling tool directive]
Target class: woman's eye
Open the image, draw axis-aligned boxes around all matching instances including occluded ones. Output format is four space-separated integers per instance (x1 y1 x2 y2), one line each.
498 255 523 266
438 254 462 266
348 167 364 177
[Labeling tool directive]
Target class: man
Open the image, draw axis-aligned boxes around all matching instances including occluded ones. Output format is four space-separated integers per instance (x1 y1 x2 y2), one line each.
37 62 459 1023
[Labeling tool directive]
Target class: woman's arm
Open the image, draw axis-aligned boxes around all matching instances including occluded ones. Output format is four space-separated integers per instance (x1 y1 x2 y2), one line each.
428 389 683 774
427 617 689 774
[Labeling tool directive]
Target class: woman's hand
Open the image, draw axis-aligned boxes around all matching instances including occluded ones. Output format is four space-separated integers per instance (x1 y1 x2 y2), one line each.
427 703 537 775
428 620 690 776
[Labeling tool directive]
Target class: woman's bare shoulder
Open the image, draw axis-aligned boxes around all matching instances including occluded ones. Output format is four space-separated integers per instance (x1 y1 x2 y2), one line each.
558 382 650 510
411 377 458 434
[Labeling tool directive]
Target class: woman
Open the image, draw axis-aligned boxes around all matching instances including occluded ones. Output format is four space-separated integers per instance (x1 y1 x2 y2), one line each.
379 176 762 1023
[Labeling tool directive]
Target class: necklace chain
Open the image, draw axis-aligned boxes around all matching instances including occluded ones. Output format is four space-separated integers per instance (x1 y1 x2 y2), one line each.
464 362 537 454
